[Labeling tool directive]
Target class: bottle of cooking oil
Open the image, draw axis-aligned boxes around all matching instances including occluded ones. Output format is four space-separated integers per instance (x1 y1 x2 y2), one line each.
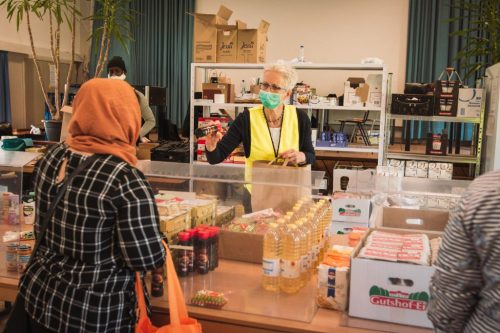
303 212 317 274
262 223 281 292
299 218 313 276
307 211 321 271
280 224 301 293
295 219 309 287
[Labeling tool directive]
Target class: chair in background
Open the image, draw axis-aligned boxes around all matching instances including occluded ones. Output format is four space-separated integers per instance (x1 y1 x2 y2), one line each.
339 111 371 146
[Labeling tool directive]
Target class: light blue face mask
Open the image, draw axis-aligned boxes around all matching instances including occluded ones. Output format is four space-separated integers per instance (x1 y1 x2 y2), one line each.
259 90 283 110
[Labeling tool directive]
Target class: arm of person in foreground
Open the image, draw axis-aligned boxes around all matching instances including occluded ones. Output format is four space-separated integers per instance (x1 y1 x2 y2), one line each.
427 197 482 332
114 168 165 271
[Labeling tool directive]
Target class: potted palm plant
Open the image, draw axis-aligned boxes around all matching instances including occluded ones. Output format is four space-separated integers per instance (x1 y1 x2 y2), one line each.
0 0 78 141
90 0 134 78
450 0 500 81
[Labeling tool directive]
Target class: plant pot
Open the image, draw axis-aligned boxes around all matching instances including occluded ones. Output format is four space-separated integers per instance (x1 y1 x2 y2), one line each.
44 120 62 142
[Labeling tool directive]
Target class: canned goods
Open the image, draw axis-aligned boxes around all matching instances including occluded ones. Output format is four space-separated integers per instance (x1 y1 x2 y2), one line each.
6 243 18 272
17 244 32 273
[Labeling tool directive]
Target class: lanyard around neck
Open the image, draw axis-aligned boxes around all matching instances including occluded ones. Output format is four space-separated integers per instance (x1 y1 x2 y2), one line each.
262 108 284 158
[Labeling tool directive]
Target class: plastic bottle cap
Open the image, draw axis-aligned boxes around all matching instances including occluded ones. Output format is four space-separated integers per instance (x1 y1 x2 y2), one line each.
198 230 210 240
269 223 278 228
178 232 190 241
276 218 286 224
288 224 297 230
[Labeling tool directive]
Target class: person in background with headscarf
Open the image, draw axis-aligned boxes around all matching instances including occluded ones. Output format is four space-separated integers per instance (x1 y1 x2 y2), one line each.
18 79 165 333
107 56 156 143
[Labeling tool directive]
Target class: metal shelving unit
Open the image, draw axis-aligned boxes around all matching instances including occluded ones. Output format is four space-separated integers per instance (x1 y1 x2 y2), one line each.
190 63 389 166
382 92 486 177
388 114 481 124
386 153 478 164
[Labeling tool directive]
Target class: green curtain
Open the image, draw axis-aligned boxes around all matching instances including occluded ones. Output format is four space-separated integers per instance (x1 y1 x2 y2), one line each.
90 0 193 127
89 2 133 82
0 51 12 123
405 0 482 140
130 0 194 127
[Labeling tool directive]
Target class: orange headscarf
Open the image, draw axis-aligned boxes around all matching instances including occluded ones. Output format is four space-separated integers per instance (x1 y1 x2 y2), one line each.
66 78 140 165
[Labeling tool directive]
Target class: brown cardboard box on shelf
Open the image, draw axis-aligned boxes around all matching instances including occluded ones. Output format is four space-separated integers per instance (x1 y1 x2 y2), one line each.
349 207 448 328
202 82 235 103
192 5 233 63
216 20 247 63
237 20 270 63
137 142 160 160
218 230 263 264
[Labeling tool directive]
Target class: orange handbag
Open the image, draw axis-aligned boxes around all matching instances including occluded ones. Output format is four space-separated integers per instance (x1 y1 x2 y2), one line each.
135 241 203 333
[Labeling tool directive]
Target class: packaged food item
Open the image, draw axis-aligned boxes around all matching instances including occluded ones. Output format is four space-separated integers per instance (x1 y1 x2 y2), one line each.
359 231 431 265
151 267 164 297
190 290 228 309
17 244 32 273
317 264 349 311
6 243 18 272
23 193 35 225
19 230 35 241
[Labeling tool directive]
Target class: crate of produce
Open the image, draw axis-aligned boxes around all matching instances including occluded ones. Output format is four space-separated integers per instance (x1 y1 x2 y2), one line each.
159 211 191 242
215 206 235 226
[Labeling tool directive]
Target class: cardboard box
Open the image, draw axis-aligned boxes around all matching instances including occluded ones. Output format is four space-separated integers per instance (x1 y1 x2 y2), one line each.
193 5 233 63
60 106 73 142
404 160 428 178
387 159 405 177
330 221 369 234
216 20 246 63
349 209 448 328
202 83 235 103
381 207 449 232
237 20 270 63
428 162 453 180
457 88 483 118
343 78 366 107
332 198 372 223
137 142 160 160
366 74 382 108
218 230 263 264
333 168 376 192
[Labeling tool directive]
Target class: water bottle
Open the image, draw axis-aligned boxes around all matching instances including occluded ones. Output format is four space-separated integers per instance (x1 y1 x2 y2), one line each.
298 45 305 63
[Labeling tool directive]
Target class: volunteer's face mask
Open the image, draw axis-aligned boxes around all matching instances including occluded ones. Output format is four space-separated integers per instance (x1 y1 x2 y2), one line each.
108 73 126 81
259 90 283 110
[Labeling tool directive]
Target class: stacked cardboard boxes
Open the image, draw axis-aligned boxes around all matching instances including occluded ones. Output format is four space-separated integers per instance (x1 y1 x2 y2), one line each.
192 6 269 63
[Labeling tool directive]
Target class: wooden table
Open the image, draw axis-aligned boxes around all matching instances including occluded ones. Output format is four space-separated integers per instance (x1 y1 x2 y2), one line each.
149 259 432 333
0 259 432 333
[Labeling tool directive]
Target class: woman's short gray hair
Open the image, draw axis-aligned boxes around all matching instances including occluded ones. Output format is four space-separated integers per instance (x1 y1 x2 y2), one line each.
263 62 298 91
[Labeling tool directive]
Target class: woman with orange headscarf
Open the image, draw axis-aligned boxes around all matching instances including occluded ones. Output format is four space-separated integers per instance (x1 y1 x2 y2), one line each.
16 79 165 333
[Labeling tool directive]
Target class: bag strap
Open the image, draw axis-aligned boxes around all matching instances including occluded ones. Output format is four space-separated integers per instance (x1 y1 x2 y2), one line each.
163 240 189 324
135 240 188 325
28 154 100 267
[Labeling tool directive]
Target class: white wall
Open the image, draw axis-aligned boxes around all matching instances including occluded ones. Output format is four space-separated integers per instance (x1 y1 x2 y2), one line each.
1 1 92 128
196 0 409 94
0 1 92 61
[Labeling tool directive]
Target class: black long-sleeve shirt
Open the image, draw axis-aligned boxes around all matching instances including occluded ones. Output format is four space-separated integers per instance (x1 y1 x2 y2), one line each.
205 109 315 165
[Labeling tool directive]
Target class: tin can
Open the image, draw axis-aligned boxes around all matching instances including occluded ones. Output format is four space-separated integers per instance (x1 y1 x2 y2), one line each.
17 244 32 273
6 243 18 272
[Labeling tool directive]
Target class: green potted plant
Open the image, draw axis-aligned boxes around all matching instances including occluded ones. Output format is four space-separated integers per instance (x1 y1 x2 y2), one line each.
90 0 134 78
450 0 500 81
0 0 78 141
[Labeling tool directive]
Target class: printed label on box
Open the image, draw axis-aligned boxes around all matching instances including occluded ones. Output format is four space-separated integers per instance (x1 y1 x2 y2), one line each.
369 285 429 311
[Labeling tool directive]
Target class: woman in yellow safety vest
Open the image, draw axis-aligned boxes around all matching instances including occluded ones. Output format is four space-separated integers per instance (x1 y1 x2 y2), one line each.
203 62 315 212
